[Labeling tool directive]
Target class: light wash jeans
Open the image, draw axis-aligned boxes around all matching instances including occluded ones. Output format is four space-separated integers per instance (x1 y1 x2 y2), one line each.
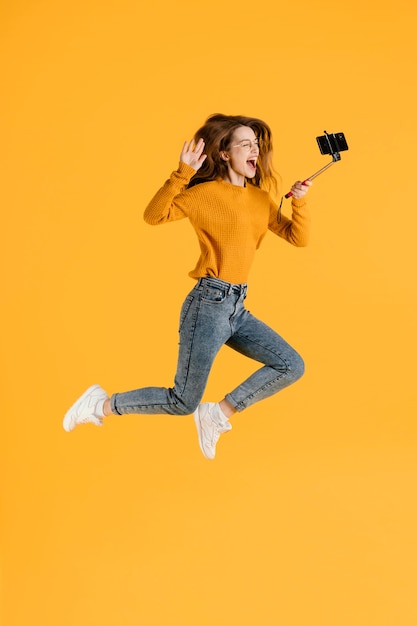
110 277 304 415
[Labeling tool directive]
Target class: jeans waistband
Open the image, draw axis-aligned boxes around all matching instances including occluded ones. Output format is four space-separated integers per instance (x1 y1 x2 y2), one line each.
196 276 248 296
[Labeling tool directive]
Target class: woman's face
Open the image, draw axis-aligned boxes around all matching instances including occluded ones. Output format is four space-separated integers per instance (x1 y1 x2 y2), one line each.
222 126 260 186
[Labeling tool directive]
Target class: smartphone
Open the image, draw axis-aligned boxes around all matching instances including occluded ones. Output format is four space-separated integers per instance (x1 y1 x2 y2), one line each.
316 132 349 155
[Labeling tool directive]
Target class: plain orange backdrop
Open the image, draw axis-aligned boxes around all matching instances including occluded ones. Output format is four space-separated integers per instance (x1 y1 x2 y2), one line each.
1 0 417 625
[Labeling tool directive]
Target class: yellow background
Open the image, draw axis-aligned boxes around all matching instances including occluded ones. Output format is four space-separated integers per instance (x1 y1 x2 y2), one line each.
1 0 416 624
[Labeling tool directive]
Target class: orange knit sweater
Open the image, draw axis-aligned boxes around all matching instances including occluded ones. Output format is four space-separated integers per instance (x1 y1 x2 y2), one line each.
144 162 311 284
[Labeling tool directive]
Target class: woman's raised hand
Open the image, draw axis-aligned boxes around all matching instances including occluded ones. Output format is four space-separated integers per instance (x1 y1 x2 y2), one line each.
180 138 207 171
289 179 312 199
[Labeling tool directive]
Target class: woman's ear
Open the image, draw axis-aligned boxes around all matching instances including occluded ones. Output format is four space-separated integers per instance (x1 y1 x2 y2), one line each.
220 151 230 161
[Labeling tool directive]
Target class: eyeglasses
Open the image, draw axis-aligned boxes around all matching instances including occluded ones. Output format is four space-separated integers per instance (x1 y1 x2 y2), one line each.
232 139 260 152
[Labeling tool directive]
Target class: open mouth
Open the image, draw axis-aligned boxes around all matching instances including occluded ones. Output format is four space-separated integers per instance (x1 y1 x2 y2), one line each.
247 159 257 170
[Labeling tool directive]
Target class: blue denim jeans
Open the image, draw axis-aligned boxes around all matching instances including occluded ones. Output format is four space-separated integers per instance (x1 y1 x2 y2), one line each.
110 277 304 415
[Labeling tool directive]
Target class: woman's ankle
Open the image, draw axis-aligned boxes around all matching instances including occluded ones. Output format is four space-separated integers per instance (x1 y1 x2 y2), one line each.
219 398 236 419
103 398 113 416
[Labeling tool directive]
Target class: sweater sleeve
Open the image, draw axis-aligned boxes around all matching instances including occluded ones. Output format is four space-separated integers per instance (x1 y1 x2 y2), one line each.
143 162 196 225
268 196 311 247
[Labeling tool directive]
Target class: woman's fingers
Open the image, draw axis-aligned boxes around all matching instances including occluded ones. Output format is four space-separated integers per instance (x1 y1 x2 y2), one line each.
290 180 312 198
194 137 205 155
180 140 192 159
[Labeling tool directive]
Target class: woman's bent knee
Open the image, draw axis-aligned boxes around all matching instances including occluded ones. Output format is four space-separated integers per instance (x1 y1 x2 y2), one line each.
290 352 305 381
168 390 200 416
171 403 198 416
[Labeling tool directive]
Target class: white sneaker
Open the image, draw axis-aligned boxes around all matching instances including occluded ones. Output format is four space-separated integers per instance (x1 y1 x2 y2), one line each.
63 384 108 432
193 402 232 459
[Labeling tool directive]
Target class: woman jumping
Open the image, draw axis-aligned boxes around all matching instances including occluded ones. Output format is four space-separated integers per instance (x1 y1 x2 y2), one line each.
63 113 311 459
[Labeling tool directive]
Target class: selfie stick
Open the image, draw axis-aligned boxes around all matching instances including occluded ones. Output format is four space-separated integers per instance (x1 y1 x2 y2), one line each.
284 154 340 198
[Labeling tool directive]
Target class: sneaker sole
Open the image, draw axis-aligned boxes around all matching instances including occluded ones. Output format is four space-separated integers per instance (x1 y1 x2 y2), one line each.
63 384 102 432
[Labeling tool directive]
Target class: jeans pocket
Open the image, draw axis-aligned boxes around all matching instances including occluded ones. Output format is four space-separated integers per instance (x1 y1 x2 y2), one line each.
201 285 226 303
178 295 194 332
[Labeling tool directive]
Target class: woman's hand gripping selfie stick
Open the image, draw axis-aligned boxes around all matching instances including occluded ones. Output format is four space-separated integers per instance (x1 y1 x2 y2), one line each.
284 156 339 198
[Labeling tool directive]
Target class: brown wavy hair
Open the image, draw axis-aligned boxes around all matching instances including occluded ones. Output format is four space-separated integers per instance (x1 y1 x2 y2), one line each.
188 113 280 197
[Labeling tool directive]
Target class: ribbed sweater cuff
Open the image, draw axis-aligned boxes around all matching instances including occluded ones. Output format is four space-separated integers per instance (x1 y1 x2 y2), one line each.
291 197 307 209
177 161 197 179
